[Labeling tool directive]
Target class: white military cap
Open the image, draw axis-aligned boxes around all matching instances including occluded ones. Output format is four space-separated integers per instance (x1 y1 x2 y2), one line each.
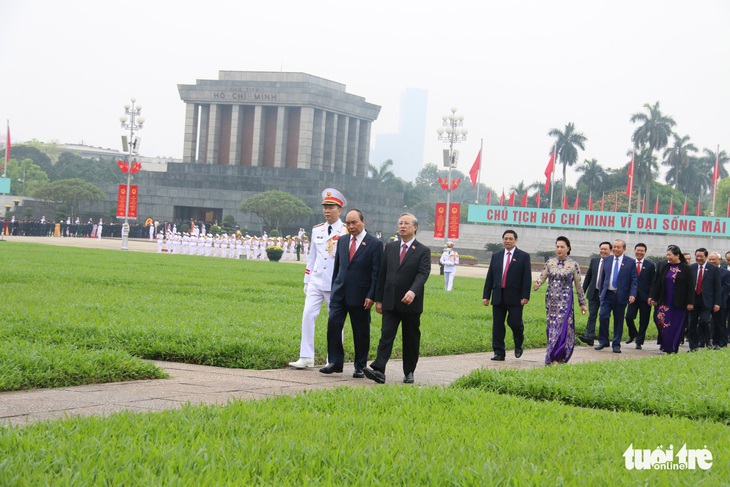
321 188 346 207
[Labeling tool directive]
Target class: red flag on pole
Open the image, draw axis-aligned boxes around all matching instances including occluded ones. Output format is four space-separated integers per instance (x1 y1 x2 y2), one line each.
613 196 618 212
508 191 515 206
669 196 674 215
520 192 528 207
682 196 687 216
641 196 646 213
535 191 541 208
573 193 580 210
696 195 702 216
626 154 635 196
544 148 555 194
588 193 593 211
469 149 481 189
654 195 659 214
713 152 721 186
486 191 491 205
499 190 505 206
600 193 605 211
562 193 568 209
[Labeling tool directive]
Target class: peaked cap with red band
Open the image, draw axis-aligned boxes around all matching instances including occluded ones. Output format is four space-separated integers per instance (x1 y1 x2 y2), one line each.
321 188 346 207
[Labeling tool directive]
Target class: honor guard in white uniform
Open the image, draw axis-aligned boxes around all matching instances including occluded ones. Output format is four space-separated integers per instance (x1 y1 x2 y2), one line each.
439 241 460 291
289 188 347 368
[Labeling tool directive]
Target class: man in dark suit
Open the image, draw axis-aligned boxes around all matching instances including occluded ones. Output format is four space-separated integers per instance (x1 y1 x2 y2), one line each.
483 229 531 361
688 248 722 350
708 252 730 349
364 213 431 384
596 239 638 353
320 209 383 377
579 241 612 346
626 243 656 349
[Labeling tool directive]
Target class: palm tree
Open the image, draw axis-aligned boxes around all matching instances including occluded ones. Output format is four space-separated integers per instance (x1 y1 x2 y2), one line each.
625 147 658 202
575 158 606 195
701 147 729 181
663 134 698 192
547 122 587 201
630 101 676 201
368 159 396 184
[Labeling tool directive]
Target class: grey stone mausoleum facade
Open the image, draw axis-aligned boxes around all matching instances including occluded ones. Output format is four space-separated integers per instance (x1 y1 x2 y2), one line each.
94 71 407 234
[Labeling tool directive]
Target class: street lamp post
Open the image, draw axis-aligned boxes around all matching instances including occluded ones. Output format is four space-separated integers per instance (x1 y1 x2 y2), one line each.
119 98 145 251
436 107 467 245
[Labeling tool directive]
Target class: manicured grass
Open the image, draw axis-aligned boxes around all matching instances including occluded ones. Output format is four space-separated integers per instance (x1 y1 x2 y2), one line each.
453 349 730 424
0 241 574 391
0 386 725 485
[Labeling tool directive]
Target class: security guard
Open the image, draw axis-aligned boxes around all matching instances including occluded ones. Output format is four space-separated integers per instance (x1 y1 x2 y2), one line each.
289 188 347 368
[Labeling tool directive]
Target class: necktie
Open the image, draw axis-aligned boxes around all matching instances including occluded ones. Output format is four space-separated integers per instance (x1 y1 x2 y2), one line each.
636 261 641 276
611 258 620 289
501 251 512 288
328 225 332 235
696 265 703 295
349 236 357 261
596 258 603 290
399 243 407 264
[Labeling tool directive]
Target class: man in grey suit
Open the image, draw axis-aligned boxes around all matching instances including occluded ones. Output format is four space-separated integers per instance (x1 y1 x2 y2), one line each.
579 241 612 346
483 229 532 361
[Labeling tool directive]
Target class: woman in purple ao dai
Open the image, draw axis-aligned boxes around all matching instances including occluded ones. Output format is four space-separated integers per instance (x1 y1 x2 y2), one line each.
534 236 587 365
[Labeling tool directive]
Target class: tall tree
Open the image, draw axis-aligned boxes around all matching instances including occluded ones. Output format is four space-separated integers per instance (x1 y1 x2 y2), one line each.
630 101 676 201
663 134 697 192
625 147 658 202
4 158 49 196
547 122 587 201
368 159 396 184
238 190 313 232
32 178 105 218
701 147 729 181
575 158 606 195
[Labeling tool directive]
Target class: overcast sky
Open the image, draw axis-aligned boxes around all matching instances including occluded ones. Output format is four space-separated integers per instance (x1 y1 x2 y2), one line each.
1 0 728 193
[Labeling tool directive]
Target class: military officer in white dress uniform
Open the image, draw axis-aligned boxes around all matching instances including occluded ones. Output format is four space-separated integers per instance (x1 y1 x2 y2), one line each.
439 241 460 291
289 188 347 369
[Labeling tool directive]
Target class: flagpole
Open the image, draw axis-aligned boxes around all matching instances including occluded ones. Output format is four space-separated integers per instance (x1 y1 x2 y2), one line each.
627 150 634 215
549 144 556 209
476 138 483 203
3 119 8 178
712 144 719 216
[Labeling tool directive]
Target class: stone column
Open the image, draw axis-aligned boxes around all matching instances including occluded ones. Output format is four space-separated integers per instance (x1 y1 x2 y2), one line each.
310 109 325 171
251 105 263 167
197 104 210 163
205 104 220 164
346 117 360 176
334 115 348 174
323 111 337 173
273 106 287 168
358 121 372 178
229 105 242 165
298 107 314 169
182 103 198 163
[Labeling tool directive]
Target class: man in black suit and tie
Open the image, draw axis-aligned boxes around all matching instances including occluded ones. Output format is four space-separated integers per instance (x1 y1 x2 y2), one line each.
364 213 431 384
579 241 612 346
596 239 638 353
708 252 730 349
625 243 656 349
688 248 722 351
320 209 383 377
483 229 531 361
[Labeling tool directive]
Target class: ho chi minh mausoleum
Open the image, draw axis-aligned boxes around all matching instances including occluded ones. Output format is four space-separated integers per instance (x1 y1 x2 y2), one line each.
93 71 406 234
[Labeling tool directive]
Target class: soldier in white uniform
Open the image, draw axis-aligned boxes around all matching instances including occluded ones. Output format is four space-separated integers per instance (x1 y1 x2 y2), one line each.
289 188 347 369
439 241 460 291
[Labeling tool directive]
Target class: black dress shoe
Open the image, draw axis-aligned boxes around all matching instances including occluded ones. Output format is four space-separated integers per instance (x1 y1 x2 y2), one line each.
625 335 636 344
319 363 343 374
403 372 414 384
612 346 621 353
363 367 385 384
490 355 505 361
635 344 642 350
594 344 607 350
514 348 523 358
578 335 595 346
352 369 365 378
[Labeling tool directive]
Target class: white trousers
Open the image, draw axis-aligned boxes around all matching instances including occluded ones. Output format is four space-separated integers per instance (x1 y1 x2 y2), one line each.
298 286 331 359
444 271 455 291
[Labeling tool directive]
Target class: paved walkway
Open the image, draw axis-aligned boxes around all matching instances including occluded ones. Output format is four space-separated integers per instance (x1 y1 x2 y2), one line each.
0 343 662 427
0 235 660 427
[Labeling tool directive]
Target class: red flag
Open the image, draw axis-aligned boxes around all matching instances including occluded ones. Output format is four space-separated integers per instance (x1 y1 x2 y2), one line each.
508 191 515 206
682 196 687 216
486 191 491 205
600 193 605 212
562 193 568 209
544 148 555 194
520 192 528 207
654 195 659 214
626 154 635 196
588 193 593 211
469 149 481 189
573 193 580 210
4 121 10 172
696 196 702 216
669 196 674 215
613 196 618 212
535 191 541 208
499 190 505 206
641 196 646 213
713 152 721 186
451 178 461 191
